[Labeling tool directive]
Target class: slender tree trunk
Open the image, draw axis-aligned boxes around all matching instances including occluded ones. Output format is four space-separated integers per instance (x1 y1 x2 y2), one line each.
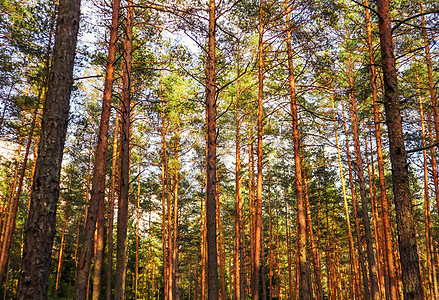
342 98 370 300
254 2 264 298
55 205 68 292
135 163 141 299
416 74 438 299
16 0 80 296
303 171 323 300
0 106 39 284
75 0 121 296
364 120 386 299
234 69 245 300
268 182 273 300
375 0 424 298
332 100 360 300
206 0 219 298
420 0 439 144
216 180 226 300
172 126 180 300
115 2 133 297
285 2 312 298
347 57 380 300
106 112 119 300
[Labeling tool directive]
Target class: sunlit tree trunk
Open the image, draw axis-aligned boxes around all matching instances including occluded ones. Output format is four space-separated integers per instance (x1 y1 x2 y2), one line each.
341 98 370 299
55 205 68 292
416 73 438 299
254 1 264 298
106 112 119 300
75 0 121 296
285 1 312 298
332 100 360 300
303 171 323 300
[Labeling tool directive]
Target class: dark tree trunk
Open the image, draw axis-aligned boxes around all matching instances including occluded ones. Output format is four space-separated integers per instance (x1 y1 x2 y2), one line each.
114 1 133 298
16 0 80 297
375 0 424 298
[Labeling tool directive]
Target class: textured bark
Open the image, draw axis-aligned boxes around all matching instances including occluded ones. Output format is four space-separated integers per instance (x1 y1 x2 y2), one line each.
206 0 219 298
114 2 133 297
376 0 424 298
16 0 80 296
364 1 398 297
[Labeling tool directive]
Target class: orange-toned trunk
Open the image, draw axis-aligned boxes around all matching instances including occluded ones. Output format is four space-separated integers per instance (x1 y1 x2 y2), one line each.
332 101 360 299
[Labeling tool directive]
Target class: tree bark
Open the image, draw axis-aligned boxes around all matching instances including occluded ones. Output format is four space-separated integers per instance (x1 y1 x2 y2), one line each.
375 0 424 298
332 100 360 300
347 58 380 300
75 0 121 296
106 112 119 300
206 0 219 298
16 0 80 296
114 2 133 297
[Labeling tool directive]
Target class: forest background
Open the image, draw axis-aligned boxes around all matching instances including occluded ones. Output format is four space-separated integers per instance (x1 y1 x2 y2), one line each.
0 0 438 299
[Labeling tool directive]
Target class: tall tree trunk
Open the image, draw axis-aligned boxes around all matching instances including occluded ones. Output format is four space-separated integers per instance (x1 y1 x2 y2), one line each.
365 1 398 297
0 106 38 285
332 100 360 300
416 73 438 299
16 0 80 296
347 57 380 300
420 0 439 143
375 0 424 298
342 98 369 299
114 2 133 297
172 126 180 300
206 0 219 298
106 112 119 300
364 120 386 299
234 69 245 300
160 74 170 300
303 171 323 300
255 1 264 299
55 204 68 292
135 163 141 299
216 180 226 300
285 2 312 298
75 0 121 296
